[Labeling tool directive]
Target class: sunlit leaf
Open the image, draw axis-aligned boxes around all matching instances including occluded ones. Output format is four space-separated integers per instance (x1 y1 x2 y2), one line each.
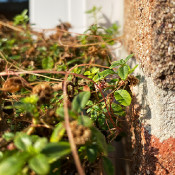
2 132 14 142
114 90 131 106
33 138 48 153
14 133 32 151
111 103 125 116
124 54 134 62
93 69 115 82
110 59 125 69
78 116 93 127
29 154 49 175
0 152 29 175
42 57 54 70
118 65 129 80
129 64 138 74
0 152 3 160
50 122 65 143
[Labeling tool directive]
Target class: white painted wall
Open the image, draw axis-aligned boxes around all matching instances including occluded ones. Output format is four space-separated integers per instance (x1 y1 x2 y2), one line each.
29 0 124 33
29 0 69 29
85 0 124 32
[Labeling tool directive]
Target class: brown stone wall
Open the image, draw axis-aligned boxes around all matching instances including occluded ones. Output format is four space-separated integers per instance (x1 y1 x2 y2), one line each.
123 0 175 174
124 96 175 175
124 0 175 90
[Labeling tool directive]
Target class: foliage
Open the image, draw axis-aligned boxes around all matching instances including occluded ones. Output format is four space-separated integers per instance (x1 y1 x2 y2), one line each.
13 9 29 26
86 6 102 24
0 9 138 175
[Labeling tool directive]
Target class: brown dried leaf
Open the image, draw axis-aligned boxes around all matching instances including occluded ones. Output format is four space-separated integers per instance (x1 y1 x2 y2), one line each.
2 77 22 93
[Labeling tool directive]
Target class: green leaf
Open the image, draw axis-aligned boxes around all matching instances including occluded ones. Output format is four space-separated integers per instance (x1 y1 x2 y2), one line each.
111 103 125 116
92 73 100 82
110 59 125 69
50 122 65 143
42 142 71 163
55 107 76 120
86 145 98 163
0 152 29 175
129 64 138 74
29 154 49 175
108 78 119 85
72 66 81 74
28 74 37 81
84 71 91 76
99 69 115 77
91 67 99 74
13 9 29 25
67 58 80 65
0 152 3 160
30 135 40 143
107 40 115 45
33 138 48 153
124 54 134 62
102 156 114 175
42 57 54 70
110 55 133 69
93 69 115 82
10 55 20 60
2 132 14 141
114 90 131 106
77 116 93 127
90 25 98 32
92 127 108 156
72 91 91 113
37 46 47 52
56 107 64 118
85 6 96 14
118 65 129 80
22 94 39 105
112 23 118 31
14 133 32 151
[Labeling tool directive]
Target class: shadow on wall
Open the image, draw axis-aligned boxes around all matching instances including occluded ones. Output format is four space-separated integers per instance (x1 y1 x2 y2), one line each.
99 13 119 29
124 89 170 174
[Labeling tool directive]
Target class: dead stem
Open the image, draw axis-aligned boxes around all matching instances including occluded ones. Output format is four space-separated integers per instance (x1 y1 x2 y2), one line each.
43 27 122 40
58 37 121 48
63 68 86 175
0 63 118 174
0 21 23 32
61 63 119 174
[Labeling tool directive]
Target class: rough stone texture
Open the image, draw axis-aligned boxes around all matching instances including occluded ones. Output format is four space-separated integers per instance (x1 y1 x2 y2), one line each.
125 116 175 175
131 67 175 174
140 133 175 175
122 0 175 173
119 48 175 174
124 0 175 90
132 64 175 142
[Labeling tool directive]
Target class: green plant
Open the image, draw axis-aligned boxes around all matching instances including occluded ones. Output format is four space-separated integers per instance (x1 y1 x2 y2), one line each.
86 6 102 24
0 10 138 175
1 132 71 175
13 9 29 26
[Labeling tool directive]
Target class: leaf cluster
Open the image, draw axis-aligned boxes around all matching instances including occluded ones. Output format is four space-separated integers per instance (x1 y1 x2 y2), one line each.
0 10 138 175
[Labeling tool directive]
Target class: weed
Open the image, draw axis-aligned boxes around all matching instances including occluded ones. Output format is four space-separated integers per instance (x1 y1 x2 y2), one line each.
0 9 138 175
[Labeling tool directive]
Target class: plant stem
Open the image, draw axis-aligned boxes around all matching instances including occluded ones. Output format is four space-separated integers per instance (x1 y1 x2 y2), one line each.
63 69 85 175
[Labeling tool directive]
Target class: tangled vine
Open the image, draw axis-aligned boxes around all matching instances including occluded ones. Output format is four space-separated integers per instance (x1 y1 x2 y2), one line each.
0 10 138 175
